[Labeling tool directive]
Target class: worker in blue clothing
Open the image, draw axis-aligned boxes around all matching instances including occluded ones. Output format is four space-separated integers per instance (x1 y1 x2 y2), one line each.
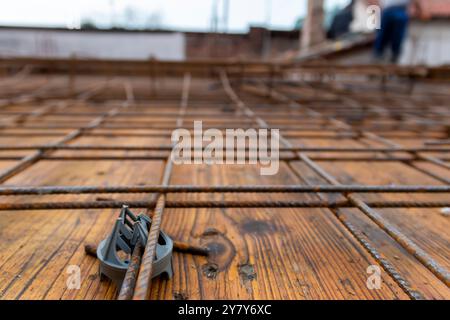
373 0 420 63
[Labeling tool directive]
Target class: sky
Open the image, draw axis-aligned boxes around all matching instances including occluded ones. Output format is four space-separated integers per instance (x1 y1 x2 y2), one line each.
0 0 351 32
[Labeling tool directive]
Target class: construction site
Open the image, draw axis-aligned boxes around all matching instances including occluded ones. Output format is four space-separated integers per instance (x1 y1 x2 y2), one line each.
0 0 449 302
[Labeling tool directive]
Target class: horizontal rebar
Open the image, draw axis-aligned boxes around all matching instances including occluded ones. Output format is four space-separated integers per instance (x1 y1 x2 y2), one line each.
1 63 449 301
0 132 444 140
3 155 449 163
227 72 444 300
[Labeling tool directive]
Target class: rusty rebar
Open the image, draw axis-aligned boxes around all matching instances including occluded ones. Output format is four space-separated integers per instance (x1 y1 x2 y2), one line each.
1 195 448 211
0 144 448 153
85 241 209 260
130 73 192 301
117 243 143 300
0 80 132 184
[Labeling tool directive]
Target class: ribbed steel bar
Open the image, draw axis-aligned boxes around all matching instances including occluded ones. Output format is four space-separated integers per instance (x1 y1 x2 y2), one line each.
8 124 446 132
274 82 450 287
293 79 450 177
259 80 450 294
117 243 143 300
0 184 448 196
0 131 443 140
223 72 430 300
0 78 52 109
0 145 448 153
130 73 191 301
6 155 447 162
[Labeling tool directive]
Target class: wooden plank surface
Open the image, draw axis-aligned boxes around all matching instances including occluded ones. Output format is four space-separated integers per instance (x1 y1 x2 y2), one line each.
0 73 448 300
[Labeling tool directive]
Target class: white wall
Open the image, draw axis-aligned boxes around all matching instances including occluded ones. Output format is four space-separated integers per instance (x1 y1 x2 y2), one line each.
401 21 450 66
0 28 186 60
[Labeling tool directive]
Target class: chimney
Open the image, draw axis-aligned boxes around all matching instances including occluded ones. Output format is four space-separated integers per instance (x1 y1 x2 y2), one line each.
301 0 325 50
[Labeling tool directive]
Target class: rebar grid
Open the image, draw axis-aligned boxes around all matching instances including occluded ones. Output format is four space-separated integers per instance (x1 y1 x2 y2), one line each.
130 73 191 300
220 71 450 298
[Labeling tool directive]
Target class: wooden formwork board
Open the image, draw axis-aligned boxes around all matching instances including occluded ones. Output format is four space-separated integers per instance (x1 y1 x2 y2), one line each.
0 69 449 300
